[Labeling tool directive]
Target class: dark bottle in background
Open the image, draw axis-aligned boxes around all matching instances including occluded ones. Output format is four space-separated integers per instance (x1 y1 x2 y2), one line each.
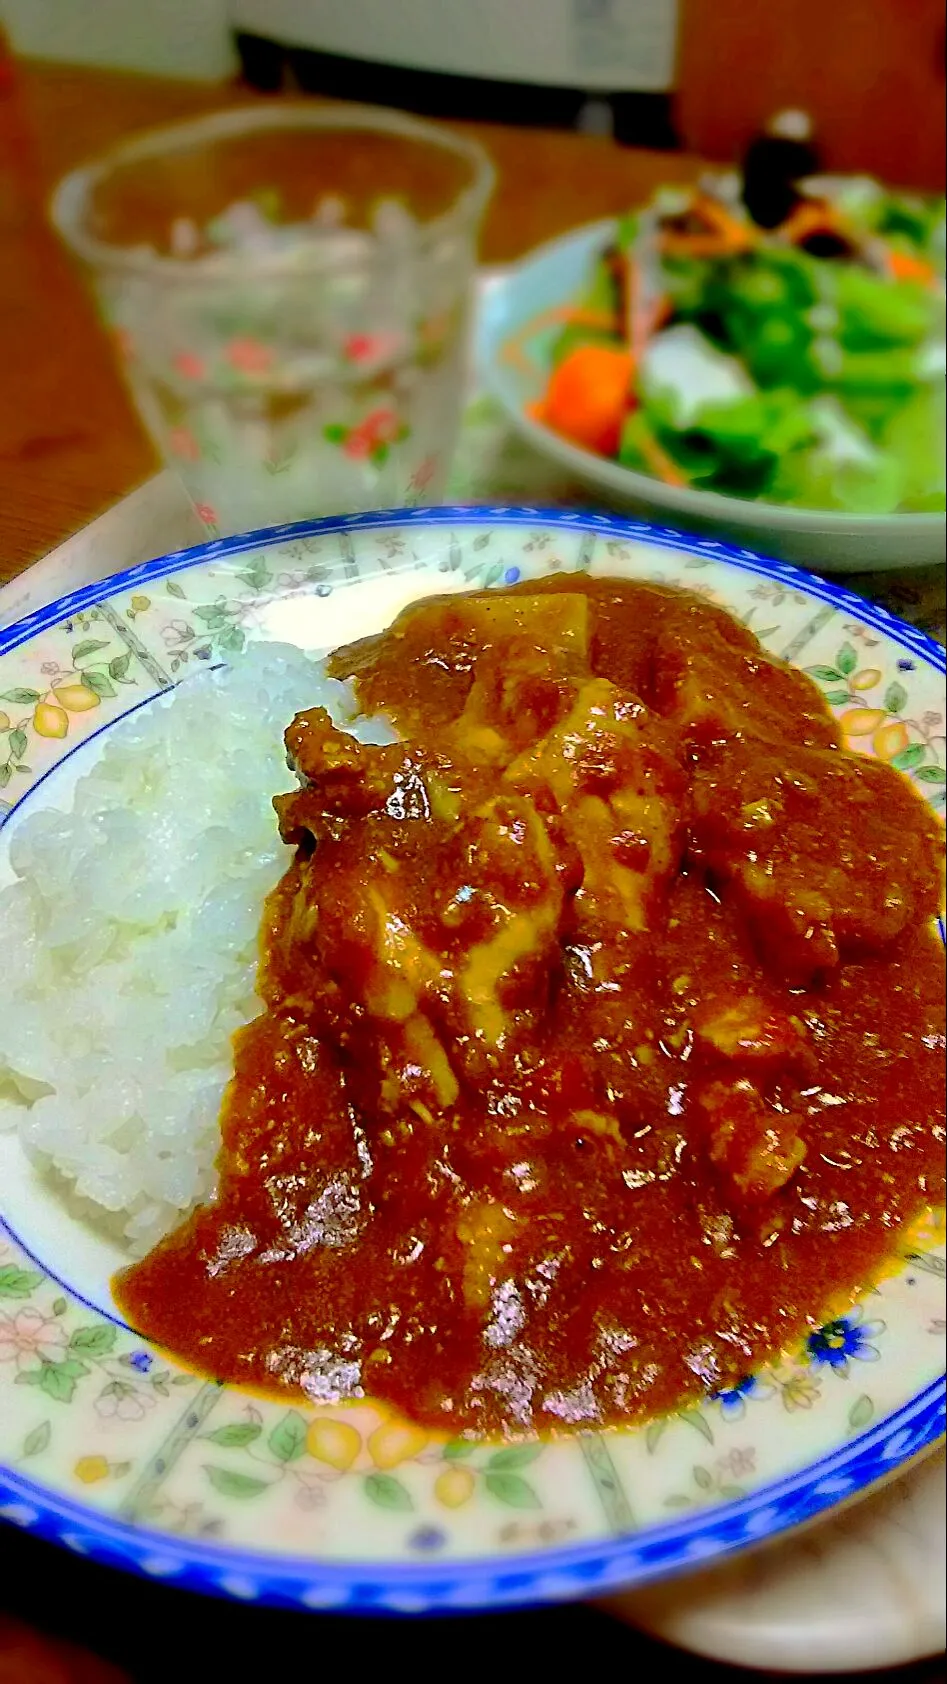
742 109 821 229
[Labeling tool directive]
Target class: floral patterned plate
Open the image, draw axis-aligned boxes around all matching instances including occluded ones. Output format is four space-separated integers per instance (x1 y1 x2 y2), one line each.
0 508 943 1614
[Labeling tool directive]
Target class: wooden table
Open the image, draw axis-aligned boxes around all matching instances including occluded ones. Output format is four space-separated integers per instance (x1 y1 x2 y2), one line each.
0 59 708 584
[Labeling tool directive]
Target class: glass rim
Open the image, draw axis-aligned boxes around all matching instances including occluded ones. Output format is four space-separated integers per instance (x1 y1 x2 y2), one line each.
49 101 496 284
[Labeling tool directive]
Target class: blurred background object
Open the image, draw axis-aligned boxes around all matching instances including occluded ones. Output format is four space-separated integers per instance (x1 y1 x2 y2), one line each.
0 0 238 80
2 0 943 185
229 0 680 146
675 0 946 194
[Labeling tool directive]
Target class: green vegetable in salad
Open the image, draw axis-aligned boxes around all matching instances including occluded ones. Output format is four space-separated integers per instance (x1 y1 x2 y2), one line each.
828 264 936 349
533 175 945 514
879 383 946 511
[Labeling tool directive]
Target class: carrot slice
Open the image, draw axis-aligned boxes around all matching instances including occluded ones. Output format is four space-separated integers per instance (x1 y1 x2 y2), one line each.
634 420 688 487
885 247 936 286
698 193 758 247
542 343 634 456
501 305 617 374
779 200 856 250
657 194 756 259
658 231 750 259
552 306 616 329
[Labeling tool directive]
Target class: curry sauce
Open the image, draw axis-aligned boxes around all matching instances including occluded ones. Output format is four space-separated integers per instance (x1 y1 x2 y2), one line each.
115 580 945 1433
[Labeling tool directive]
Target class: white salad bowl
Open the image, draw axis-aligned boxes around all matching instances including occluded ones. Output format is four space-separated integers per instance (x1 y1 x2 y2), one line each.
477 222 946 574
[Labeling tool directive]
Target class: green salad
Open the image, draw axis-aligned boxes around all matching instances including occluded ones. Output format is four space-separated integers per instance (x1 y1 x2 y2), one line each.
531 177 945 514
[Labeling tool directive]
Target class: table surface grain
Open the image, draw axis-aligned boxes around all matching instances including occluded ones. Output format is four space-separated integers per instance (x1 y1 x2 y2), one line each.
0 54 944 1684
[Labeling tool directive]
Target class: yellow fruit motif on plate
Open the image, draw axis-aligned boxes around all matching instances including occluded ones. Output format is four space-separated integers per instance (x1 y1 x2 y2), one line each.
0 710 9 731
905 1204 946 1253
873 1250 913 1285
873 720 911 762
873 1205 944 1284
32 701 69 738
434 1465 476 1508
53 683 101 713
850 668 883 692
367 1418 428 1470
840 707 886 738
305 1418 361 1472
74 1455 109 1484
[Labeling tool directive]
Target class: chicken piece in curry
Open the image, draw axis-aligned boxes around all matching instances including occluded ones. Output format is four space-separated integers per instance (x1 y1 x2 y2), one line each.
115 579 945 1433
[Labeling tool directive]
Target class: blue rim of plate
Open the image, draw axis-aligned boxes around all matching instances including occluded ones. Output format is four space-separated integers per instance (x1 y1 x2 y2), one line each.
1 505 944 670
0 505 944 1613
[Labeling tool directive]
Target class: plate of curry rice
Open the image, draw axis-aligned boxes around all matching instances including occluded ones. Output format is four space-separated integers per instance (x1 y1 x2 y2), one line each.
0 508 943 1611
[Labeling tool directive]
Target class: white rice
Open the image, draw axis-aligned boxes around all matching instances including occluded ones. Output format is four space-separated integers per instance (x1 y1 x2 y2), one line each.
0 641 391 1253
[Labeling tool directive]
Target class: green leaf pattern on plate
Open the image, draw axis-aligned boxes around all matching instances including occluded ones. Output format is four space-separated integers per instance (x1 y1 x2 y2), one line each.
805 639 946 806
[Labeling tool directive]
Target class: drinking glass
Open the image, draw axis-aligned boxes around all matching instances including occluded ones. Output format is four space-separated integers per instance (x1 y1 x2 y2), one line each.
52 104 494 536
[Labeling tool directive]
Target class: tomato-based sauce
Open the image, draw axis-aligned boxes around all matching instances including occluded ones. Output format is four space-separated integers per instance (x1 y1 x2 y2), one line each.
115 580 945 1434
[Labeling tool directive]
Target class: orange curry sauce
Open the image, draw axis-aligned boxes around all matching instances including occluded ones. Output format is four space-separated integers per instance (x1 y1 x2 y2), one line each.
115 580 945 1433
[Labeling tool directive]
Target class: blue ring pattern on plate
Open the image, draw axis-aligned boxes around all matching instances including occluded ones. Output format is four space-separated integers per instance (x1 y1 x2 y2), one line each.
1 506 944 1611
0 1385 943 1611
1 505 944 672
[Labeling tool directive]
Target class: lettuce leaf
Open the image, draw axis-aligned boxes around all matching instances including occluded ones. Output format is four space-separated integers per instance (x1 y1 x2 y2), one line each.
765 393 943 513
825 264 937 350
768 446 904 513
629 385 815 494
879 384 946 510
